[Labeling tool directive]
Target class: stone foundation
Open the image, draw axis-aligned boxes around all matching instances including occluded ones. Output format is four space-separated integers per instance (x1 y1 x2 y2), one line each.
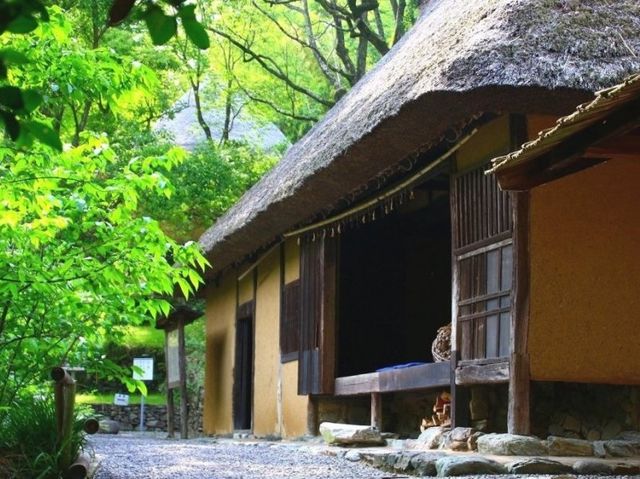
531 382 640 440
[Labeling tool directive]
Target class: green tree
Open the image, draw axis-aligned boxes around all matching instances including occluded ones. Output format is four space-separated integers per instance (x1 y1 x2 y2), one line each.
0 136 206 406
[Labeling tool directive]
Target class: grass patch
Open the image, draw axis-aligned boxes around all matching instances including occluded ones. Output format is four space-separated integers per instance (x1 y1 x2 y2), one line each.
76 392 165 406
119 325 165 350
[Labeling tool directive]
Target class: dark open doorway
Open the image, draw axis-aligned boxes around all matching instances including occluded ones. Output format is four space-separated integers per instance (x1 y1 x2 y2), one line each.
233 313 253 430
337 172 452 377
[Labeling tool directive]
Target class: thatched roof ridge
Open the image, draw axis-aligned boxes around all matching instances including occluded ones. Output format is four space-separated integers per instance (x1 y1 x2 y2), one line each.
199 0 640 274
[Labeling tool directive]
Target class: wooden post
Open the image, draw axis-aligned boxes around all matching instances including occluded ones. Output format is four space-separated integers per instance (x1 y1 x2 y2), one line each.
178 317 189 439
165 330 175 438
508 191 531 434
371 392 382 430
508 113 531 435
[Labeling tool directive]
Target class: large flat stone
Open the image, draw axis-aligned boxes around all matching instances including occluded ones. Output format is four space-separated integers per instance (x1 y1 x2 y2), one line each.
319 422 384 446
477 433 548 456
547 436 594 456
602 440 639 457
435 456 506 476
507 458 573 474
415 426 448 449
573 459 614 475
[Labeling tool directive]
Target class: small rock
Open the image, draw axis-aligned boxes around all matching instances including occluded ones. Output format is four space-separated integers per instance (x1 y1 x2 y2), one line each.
573 459 613 475
393 452 417 471
467 431 484 451
319 422 384 446
344 450 361 462
593 441 607 458
477 433 548 456
563 415 581 433
410 453 442 476
612 463 640 475
547 436 593 456
507 458 572 475
448 440 468 451
603 440 638 457
450 427 474 442
602 420 622 440
98 419 120 434
385 453 399 467
415 426 448 449
435 456 506 476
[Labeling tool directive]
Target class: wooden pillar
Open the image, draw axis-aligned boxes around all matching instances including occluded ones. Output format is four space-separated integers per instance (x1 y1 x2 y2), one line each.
371 393 382 430
166 325 175 438
508 191 531 434
508 114 531 435
166 388 175 438
307 395 318 435
178 318 189 439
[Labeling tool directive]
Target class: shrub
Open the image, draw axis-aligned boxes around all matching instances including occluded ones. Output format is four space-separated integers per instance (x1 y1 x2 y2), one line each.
0 397 88 479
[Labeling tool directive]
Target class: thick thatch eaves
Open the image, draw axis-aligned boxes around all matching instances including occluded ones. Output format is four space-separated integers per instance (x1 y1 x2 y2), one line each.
199 0 640 275
489 73 640 190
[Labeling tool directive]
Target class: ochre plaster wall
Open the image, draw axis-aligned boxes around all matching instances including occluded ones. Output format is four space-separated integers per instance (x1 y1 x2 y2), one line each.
529 158 640 384
203 276 236 434
253 250 281 436
238 273 254 305
456 115 510 172
282 361 309 437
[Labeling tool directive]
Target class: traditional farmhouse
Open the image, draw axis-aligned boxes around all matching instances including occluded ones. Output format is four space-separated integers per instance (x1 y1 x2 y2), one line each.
198 0 640 439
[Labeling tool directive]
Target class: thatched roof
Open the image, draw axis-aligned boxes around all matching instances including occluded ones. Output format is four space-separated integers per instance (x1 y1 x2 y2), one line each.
199 0 640 275
489 73 640 189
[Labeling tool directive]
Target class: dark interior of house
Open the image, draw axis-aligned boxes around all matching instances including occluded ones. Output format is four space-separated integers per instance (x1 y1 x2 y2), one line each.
337 174 452 377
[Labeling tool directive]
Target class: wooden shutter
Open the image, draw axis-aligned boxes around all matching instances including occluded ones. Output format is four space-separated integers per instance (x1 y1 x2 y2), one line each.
298 237 336 395
453 166 513 361
280 279 300 361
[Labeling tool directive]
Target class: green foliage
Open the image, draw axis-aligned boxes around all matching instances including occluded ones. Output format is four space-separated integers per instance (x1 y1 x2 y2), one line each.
140 140 278 243
0 0 209 146
0 396 88 479
0 136 206 405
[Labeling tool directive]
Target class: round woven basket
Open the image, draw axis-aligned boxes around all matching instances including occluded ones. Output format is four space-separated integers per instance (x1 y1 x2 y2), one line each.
431 323 451 362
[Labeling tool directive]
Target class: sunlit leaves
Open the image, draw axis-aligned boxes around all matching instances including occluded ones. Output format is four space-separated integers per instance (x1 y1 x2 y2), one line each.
0 137 207 404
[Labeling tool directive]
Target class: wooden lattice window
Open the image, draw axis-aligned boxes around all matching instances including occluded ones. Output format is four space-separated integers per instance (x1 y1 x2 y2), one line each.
453 165 513 361
280 279 300 362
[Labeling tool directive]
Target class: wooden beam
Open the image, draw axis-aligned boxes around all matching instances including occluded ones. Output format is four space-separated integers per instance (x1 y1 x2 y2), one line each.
455 359 510 385
334 362 451 396
335 372 380 395
378 362 450 392
371 393 382 430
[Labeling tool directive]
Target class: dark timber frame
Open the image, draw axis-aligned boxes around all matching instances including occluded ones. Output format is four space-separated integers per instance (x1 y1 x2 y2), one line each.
507 114 531 434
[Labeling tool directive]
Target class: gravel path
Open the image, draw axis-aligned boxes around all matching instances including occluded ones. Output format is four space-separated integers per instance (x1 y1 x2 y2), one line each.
89 433 402 479
88 433 637 479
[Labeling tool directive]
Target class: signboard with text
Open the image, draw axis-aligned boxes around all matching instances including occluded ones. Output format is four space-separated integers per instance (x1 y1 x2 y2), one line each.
133 357 154 381
114 393 129 406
